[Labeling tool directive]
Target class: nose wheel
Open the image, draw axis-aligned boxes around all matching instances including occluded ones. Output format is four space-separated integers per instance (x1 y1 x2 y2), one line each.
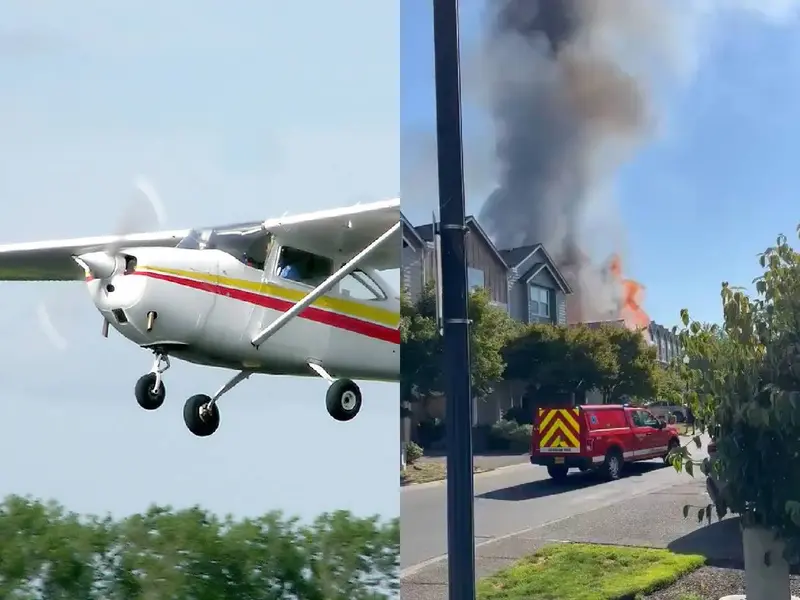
134 352 170 410
325 378 362 421
134 373 166 410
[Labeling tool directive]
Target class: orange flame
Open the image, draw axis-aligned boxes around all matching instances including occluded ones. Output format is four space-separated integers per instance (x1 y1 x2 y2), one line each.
609 254 650 330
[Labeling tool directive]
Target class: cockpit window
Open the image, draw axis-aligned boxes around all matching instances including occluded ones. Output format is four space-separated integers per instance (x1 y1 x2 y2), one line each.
340 270 387 301
176 228 271 270
277 246 333 287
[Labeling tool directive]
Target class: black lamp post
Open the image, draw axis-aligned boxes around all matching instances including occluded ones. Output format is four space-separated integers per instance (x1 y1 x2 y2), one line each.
431 0 477 598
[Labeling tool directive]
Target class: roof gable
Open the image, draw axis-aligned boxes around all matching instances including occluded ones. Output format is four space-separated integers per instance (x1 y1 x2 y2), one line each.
465 216 507 268
499 244 542 267
411 215 508 268
507 244 572 294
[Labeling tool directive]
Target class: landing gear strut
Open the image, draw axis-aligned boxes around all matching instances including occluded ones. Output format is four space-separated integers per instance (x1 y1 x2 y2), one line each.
134 352 170 410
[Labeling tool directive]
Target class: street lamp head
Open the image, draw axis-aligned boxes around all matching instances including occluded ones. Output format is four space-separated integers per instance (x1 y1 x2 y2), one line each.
683 355 690 365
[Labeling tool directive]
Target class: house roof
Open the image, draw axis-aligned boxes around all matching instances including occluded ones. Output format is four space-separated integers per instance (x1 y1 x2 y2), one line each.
413 215 508 268
499 244 542 267
401 211 426 248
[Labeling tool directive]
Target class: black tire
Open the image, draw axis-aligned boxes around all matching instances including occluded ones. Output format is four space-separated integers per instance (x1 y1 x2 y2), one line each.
326 379 362 421
135 373 166 411
183 394 220 437
601 449 623 481
547 465 569 481
664 438 680 465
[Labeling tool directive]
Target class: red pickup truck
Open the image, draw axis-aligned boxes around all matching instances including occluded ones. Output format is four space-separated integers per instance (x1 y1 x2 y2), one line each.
530 404 681 481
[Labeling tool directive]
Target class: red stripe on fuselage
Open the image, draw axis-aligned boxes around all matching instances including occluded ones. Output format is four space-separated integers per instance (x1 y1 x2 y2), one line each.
133 270 401 345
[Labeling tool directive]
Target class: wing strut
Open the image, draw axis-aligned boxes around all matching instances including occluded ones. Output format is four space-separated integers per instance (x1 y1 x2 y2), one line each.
250 220 400 349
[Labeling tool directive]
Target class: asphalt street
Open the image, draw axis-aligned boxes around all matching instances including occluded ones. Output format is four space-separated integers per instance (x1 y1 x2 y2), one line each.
401 435 709 573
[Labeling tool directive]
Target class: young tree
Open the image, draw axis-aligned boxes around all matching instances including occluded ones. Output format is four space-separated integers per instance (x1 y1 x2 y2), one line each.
0 496 399 600
675 232 800 599
400 283 518 401
653 359 687 406
503 324 618 403
599 326 659 402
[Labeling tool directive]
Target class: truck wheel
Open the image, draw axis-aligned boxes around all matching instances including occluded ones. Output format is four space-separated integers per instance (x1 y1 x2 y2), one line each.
601 449 623 481
547 465 569 482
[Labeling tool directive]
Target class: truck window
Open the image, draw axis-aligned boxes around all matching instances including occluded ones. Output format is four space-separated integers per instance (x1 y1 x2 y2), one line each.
586 409 626 430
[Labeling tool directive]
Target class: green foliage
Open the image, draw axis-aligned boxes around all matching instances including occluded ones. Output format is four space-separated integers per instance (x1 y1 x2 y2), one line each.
0 495 399 599
400 283 520 400
675 231 800 562
404 441 424 465
653 360 687 406
503 323 659 404
602 326 659 402
489 418 533 452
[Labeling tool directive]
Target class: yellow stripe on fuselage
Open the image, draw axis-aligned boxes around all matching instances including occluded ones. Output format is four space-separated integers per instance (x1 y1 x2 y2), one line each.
138 266 400 328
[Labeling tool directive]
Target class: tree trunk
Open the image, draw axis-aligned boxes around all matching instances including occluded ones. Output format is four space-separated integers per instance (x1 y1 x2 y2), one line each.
737 525 794 600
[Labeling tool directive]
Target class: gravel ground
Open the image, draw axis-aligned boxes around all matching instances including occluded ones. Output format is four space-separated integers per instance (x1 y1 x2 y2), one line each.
643 566 800 599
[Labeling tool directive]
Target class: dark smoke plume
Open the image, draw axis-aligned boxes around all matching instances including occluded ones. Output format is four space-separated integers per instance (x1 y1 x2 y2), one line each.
478 0 663 321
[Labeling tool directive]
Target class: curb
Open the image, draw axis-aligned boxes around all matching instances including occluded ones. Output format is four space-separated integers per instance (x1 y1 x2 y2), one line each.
401 461 531 491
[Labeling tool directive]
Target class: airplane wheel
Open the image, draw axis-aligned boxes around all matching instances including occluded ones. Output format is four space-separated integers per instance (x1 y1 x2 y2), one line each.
183 394 220 437
326 378 362 422
135 373 166 411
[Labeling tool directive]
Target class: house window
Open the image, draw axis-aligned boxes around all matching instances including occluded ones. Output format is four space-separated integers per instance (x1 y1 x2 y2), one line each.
468 267 485 291
530 285 550 318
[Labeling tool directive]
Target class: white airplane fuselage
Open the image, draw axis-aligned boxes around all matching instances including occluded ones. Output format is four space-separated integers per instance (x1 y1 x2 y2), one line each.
86 246 400 381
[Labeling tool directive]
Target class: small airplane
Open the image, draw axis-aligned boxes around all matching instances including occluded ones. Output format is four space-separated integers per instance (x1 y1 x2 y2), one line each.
0 198 401 437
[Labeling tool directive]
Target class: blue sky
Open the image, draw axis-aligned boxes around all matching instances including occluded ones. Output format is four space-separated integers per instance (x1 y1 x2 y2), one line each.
401 1 800 328
0 1 398 521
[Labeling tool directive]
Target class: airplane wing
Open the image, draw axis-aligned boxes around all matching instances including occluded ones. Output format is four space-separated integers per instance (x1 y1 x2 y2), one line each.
0 230 191 281
262 198 401 271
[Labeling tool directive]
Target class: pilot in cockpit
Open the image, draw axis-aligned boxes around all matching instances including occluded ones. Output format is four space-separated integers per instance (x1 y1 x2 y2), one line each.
277 249 304 283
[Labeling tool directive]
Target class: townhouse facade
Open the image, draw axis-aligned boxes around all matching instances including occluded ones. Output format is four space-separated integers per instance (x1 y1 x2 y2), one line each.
401 211 680 436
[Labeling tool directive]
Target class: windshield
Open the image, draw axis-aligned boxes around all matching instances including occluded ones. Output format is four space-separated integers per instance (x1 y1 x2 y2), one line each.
175 226 272 268
176 229 209 250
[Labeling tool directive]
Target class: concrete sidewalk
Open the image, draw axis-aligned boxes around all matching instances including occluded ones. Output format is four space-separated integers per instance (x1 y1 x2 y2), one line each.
401 477 743 600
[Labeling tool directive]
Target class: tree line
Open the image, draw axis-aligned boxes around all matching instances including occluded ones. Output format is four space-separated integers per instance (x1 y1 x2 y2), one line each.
0 495 398 599
401 282 685 415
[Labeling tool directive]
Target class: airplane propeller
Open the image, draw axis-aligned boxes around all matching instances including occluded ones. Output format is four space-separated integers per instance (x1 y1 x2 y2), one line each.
77 176 167 281
36 176 168 350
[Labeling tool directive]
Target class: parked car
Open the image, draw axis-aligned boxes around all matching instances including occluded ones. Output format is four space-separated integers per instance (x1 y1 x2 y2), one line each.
530 404 681 482
644 400 686 423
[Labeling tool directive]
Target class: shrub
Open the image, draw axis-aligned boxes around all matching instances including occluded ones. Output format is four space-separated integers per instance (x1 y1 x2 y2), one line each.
489 418 532 453
404 441 424 465
503 405 533 425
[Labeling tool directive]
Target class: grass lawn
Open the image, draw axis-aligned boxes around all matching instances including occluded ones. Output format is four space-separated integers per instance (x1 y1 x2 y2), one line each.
401 461 487 486
477 543 705 600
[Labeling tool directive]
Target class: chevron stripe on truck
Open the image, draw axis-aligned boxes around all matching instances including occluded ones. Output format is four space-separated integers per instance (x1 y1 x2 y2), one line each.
536 407 581 454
